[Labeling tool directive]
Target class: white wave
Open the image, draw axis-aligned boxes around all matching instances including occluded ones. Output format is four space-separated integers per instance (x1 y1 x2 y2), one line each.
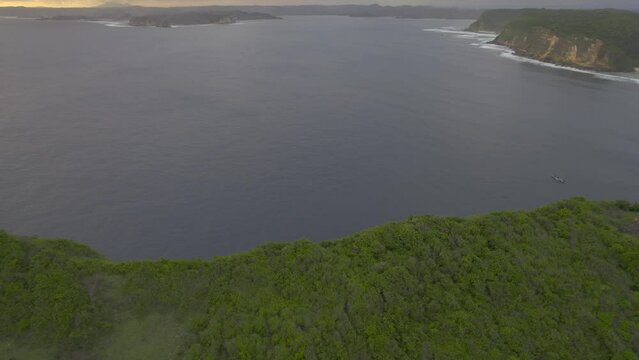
77 20 107 24
423 28 469 35
172 23 240 28
499 51 639 84
470 33 496 38
0 16 39 20
73 20 131 27
470 38 494 46
43 19 132 27
426 27 639 85
479 43 509 51
174 21 256 28
172 24 213 28
103 22 131 27
424 28 497 42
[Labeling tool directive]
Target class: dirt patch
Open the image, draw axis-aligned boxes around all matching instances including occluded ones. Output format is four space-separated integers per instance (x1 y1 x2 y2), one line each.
622 217 639 237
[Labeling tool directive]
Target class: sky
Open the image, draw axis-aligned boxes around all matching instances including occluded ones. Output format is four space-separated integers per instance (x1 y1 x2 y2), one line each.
1 0 637 8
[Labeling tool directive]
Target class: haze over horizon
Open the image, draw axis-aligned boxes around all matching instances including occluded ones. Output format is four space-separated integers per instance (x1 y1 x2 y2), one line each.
1 0 638 9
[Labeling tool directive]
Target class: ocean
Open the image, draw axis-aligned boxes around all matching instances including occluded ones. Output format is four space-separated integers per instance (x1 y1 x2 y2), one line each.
1 16 638 259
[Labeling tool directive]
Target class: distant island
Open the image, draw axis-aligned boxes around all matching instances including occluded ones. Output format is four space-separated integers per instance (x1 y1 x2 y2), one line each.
128 11 281 28
39 15 102 21
0 5 480 22
1 198 638 358
32 9 280 27
468 9 639 72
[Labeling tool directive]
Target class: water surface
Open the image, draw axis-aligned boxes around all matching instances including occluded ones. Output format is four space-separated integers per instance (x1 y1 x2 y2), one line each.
1 16 638 259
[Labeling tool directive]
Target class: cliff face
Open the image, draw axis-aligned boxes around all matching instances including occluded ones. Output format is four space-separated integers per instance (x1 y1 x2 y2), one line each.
494 26 627 72
468 9 639 72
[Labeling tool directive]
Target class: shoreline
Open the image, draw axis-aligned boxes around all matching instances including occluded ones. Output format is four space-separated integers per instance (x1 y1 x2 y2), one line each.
425 27 639 85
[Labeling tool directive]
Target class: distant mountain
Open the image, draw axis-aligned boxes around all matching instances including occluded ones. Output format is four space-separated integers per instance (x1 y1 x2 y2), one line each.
96 1 132 8
0 5 481 21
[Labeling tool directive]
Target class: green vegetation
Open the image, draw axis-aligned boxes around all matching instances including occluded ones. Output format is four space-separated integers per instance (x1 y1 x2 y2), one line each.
127 11 281 28
1 198 639 359
468 9 639 71
466 9 527 33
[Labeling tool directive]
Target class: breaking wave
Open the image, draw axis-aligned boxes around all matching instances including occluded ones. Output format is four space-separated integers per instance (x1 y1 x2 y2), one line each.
425 27 639 85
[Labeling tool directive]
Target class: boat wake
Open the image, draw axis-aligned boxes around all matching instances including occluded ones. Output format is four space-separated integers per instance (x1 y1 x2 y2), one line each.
424 27 639 85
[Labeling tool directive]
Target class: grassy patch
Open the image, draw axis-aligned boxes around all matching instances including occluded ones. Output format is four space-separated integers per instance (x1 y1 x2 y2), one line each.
0 339 54 360
94 314 186 360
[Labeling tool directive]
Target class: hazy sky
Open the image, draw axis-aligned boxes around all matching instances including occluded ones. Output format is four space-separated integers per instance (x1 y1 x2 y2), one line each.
1 0 637 9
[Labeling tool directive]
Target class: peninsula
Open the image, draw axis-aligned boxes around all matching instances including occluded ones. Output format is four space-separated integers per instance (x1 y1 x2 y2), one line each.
468 9 639 72
128 11 281 28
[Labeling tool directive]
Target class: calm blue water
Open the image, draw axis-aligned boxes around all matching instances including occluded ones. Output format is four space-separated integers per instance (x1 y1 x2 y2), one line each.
1 16 638 259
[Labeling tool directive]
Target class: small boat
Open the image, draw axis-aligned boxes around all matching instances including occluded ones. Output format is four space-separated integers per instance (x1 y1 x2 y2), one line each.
551 175 566 184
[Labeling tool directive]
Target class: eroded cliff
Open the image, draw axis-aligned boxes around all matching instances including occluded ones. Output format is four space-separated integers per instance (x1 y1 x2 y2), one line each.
494 26 627 71
468 9 639 72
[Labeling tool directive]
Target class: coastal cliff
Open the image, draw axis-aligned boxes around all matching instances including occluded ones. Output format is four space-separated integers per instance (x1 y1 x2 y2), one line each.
494 25 627 71
468 9 639 72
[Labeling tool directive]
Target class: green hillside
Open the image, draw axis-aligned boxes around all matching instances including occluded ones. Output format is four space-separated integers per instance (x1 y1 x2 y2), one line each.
466 9 527 33
468 9 639 71
1 198 639 359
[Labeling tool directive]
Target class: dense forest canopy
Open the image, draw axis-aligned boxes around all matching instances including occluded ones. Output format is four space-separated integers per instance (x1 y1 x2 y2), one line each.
506 9 639 58
1 198 639 359
466 8 527 32
469 8 639 33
